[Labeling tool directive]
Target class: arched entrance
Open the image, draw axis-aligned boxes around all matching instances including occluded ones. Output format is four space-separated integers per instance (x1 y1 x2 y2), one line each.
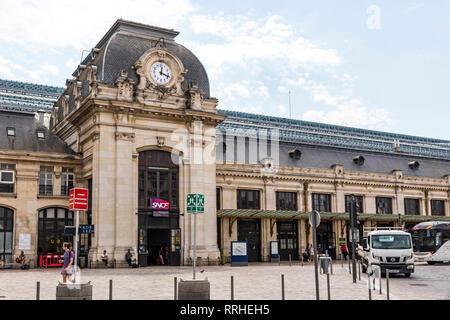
137 150 181 266
0 207 14 265
37 207 73 261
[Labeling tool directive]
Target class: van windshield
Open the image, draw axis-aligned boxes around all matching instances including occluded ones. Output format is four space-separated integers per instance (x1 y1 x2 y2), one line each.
371 235 411 249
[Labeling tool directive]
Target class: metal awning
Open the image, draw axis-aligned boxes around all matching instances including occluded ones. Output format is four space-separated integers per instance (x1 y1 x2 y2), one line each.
217 210 450 223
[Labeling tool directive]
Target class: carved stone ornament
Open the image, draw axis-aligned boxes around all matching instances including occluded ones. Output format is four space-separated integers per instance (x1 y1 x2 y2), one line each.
157 136 166 147
187 82 205 111
115 132 135 142
115 70 136 102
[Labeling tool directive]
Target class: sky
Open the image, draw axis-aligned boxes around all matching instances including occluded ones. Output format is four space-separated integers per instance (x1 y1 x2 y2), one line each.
0 0 449 140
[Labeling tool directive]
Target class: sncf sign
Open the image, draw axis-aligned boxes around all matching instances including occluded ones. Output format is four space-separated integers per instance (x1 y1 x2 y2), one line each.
69 188 89 211
150 198 170 210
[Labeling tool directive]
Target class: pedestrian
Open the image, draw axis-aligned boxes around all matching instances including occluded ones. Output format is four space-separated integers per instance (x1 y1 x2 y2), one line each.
340 244 349 261
0 254 5 270
17 251 26 269
60 242 74 283
125 249 133 267
309 244 315 262
305 243 311 262
101 250 109 268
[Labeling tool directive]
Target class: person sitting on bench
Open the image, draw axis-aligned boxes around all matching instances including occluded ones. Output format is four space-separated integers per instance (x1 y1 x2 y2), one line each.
0 254 5 270
125 249 133 267
101 250 109 268
16 251 26 269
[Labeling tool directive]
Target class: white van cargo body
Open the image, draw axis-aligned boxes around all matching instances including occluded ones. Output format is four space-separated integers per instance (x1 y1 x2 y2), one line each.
359 228 414 277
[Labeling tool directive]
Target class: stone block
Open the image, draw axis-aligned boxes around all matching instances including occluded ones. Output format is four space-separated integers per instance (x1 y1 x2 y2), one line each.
56 283 93 300
178 279 210 300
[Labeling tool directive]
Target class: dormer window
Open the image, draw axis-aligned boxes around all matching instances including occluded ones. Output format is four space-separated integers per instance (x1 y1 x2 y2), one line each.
289 149 302 160
37 131 45 139
353 156 365 165
409 161 420 170
7 127 15 137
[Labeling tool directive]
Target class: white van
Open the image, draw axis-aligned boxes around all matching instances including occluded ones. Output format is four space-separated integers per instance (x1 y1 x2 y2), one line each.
359 228 414 277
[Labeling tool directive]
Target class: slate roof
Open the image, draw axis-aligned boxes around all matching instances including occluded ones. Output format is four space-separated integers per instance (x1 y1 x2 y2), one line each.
87 20 210 98
0 111 76 155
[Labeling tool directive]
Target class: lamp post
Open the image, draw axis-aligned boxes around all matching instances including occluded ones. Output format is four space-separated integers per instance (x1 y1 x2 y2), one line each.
398 213 402 229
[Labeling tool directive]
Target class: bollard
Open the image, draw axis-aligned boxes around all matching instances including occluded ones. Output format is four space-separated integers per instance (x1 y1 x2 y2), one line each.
231 276 234 300
301 255 303 267
386 271 390 300
379 273 382 295
348 257 351 274
358 261 361 281
174 277 177 300
281 274 285 300
36 281 40 301
368 273 372 300
327 273 331 300
109 279 113 300
330 258 333 275
289 254 291 267
278 257 281 266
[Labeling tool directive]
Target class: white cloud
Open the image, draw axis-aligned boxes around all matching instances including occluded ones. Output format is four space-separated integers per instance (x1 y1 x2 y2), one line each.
186 14 341 80
0 0 196 50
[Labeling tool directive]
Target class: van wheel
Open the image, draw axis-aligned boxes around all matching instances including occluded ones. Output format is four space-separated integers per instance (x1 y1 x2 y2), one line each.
427 261 436 265
404 273 411 278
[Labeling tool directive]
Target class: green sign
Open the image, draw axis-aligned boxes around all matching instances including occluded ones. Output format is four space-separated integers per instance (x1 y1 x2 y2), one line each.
187 194 205 214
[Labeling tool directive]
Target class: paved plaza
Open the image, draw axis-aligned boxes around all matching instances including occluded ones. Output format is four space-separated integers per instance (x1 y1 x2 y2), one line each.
0 261 448 300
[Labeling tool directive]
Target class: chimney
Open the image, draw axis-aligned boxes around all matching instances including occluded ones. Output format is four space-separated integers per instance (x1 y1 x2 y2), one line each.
37 109 45 124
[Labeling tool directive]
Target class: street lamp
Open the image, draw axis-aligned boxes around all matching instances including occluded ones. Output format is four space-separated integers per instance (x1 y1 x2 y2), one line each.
398 213 402 229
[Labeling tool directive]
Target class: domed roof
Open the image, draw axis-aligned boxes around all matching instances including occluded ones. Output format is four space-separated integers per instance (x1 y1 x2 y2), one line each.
94 20 210 98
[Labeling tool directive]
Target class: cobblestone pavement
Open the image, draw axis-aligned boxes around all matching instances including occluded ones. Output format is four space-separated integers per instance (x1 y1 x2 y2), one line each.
0 261 447 300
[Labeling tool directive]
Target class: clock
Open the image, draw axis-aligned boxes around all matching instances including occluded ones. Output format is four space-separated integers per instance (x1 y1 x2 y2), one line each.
150 62 172 85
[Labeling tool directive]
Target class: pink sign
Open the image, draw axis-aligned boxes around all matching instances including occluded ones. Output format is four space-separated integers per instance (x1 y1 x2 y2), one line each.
150 198 170 210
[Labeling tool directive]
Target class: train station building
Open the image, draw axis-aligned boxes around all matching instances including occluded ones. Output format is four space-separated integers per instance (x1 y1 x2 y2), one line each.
0 19 449 268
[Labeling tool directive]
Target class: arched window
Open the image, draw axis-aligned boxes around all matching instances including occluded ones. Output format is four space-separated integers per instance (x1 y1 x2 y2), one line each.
38 208 73 255
0 207 14 264
138 150 179 210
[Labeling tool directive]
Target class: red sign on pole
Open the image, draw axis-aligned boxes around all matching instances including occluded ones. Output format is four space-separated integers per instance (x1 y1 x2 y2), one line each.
69 188 89 211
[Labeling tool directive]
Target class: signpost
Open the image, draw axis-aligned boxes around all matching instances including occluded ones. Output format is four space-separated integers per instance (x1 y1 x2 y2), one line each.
309 210 320 300
69 188 88 283
349 195 358 284
187 194 205 280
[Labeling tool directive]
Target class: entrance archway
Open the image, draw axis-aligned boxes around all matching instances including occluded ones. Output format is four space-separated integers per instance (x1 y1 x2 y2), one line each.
137 150 181 266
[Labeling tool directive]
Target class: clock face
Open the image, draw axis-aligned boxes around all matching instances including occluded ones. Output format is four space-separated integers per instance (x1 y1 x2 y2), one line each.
151 62 172 85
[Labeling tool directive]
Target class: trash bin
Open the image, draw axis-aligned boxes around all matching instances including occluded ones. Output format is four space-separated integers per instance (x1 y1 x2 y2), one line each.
320 257 330 274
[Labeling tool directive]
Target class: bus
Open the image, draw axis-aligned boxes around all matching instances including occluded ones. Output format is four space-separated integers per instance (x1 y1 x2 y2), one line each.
411 221 450 264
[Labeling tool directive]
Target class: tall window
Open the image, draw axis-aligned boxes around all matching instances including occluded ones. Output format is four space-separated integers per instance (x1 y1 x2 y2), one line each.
39 166 53 195
276 192 297 211
376 197 393 214
345 195 364 213
38 208 73 254
312 194 331 212
404 199 420 215
0 207 13 265
61 168 74 196
431 200 446 216
0 163 15 194
138 151 179 210
216 188 221 210
237 190 260 209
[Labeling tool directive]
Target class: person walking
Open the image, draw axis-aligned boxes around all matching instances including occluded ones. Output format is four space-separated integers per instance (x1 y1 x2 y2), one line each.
60 243 74 283
309 244 315 262
340 244 349 261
